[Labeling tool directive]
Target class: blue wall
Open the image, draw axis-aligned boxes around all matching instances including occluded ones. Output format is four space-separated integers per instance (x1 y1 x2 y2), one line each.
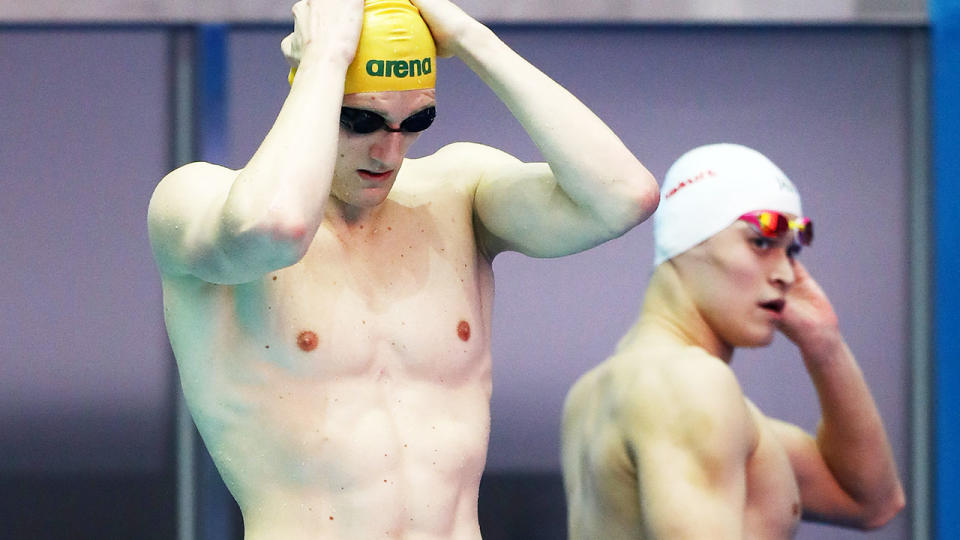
932 1 960 539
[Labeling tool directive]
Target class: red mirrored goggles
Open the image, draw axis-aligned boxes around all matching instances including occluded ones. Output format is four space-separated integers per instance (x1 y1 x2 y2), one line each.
738 210 814 246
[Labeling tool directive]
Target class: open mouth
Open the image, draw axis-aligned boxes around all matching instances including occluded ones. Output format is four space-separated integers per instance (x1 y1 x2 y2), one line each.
759 299 786 314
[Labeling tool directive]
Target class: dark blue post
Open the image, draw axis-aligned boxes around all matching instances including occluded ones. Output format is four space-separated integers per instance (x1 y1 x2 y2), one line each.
197 24 229 165
932 1 960 539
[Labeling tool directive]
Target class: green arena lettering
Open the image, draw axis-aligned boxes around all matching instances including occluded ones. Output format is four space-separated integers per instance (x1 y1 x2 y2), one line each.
365 58 433 78
390 61 409 78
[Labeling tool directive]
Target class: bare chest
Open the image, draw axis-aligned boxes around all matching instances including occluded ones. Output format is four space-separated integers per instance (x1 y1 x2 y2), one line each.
224 213 492 379
744 413 802 538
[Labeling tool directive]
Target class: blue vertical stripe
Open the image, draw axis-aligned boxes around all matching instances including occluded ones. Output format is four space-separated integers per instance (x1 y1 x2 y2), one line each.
197 24 229 165
932 1 960 539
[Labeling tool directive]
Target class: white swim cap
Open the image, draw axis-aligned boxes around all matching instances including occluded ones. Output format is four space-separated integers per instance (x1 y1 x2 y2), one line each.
653 143 802 266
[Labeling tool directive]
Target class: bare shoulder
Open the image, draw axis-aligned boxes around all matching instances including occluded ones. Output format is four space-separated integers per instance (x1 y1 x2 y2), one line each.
562 361 609 426
426 141 521 169
562 344 758 486
619 346 740 405
564 346 741 425
613 346 755 448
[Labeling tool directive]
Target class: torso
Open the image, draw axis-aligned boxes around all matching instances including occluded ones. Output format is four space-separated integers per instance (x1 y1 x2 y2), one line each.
742 400 803 538
562 345 801 539
161 157 493 539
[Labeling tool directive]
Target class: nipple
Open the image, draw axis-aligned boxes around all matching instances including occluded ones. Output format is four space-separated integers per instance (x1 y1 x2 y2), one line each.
297 330 319 352
457 320 470 342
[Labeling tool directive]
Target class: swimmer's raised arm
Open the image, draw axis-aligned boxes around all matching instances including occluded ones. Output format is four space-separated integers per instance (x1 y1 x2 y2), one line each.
148 0 362 284
770 262 905 528
410 0 659 258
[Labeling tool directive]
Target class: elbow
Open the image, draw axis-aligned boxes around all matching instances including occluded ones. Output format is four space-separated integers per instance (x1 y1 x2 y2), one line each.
635 171 661 220
266 213 313 252
268 222 314 265
222 209 315 269
601 168 660 235
257 216 315 266
857 486 906 530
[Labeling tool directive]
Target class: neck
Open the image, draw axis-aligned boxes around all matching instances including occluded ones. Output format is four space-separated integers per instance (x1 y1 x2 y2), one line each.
619 262 734 364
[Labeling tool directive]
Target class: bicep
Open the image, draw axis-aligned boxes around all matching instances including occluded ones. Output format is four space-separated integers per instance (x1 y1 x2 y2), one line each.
470 147 611 258
766 418 863 524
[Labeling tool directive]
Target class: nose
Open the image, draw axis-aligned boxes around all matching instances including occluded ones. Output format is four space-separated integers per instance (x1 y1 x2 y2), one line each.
369 131 409 169
770 251 796 291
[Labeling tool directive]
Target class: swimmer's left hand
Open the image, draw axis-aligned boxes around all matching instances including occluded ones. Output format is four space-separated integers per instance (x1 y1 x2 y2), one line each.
776 261 842 356
409 0 481 58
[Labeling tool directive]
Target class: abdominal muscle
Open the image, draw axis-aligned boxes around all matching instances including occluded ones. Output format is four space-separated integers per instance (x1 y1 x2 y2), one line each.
224 375 492 540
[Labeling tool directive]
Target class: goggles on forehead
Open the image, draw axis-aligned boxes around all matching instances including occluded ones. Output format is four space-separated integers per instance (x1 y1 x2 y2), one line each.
339 106 436 135
738 210 814 246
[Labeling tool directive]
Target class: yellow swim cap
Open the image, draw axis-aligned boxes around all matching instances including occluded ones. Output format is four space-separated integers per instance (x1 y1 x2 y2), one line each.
289 0 437 94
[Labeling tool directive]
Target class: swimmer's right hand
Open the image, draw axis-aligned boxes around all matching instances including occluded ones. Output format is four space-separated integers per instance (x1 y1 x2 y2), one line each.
776 261 842 357
281 0 364 70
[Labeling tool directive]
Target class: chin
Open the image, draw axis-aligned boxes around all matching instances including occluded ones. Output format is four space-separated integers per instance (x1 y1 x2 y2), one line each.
729 328 776 349
342 188 392 209
746 333 776 349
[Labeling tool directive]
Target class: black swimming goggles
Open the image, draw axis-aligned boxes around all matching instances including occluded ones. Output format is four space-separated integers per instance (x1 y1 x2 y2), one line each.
339 106 437 134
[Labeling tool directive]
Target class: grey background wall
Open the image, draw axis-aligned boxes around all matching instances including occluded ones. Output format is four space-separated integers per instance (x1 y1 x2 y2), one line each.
0 22 917 540
0 27 176 538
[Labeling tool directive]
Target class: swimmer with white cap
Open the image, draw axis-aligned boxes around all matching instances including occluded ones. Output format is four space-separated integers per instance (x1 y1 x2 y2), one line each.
147 0 659 537
561 143 904 539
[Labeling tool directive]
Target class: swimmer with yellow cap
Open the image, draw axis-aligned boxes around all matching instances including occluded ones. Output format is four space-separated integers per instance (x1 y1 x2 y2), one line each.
288 0 436 94
149 0 660 537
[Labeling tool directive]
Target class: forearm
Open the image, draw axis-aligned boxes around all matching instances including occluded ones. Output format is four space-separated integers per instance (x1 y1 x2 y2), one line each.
803 337 904 522
452 22 658 231
218 51 348 269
